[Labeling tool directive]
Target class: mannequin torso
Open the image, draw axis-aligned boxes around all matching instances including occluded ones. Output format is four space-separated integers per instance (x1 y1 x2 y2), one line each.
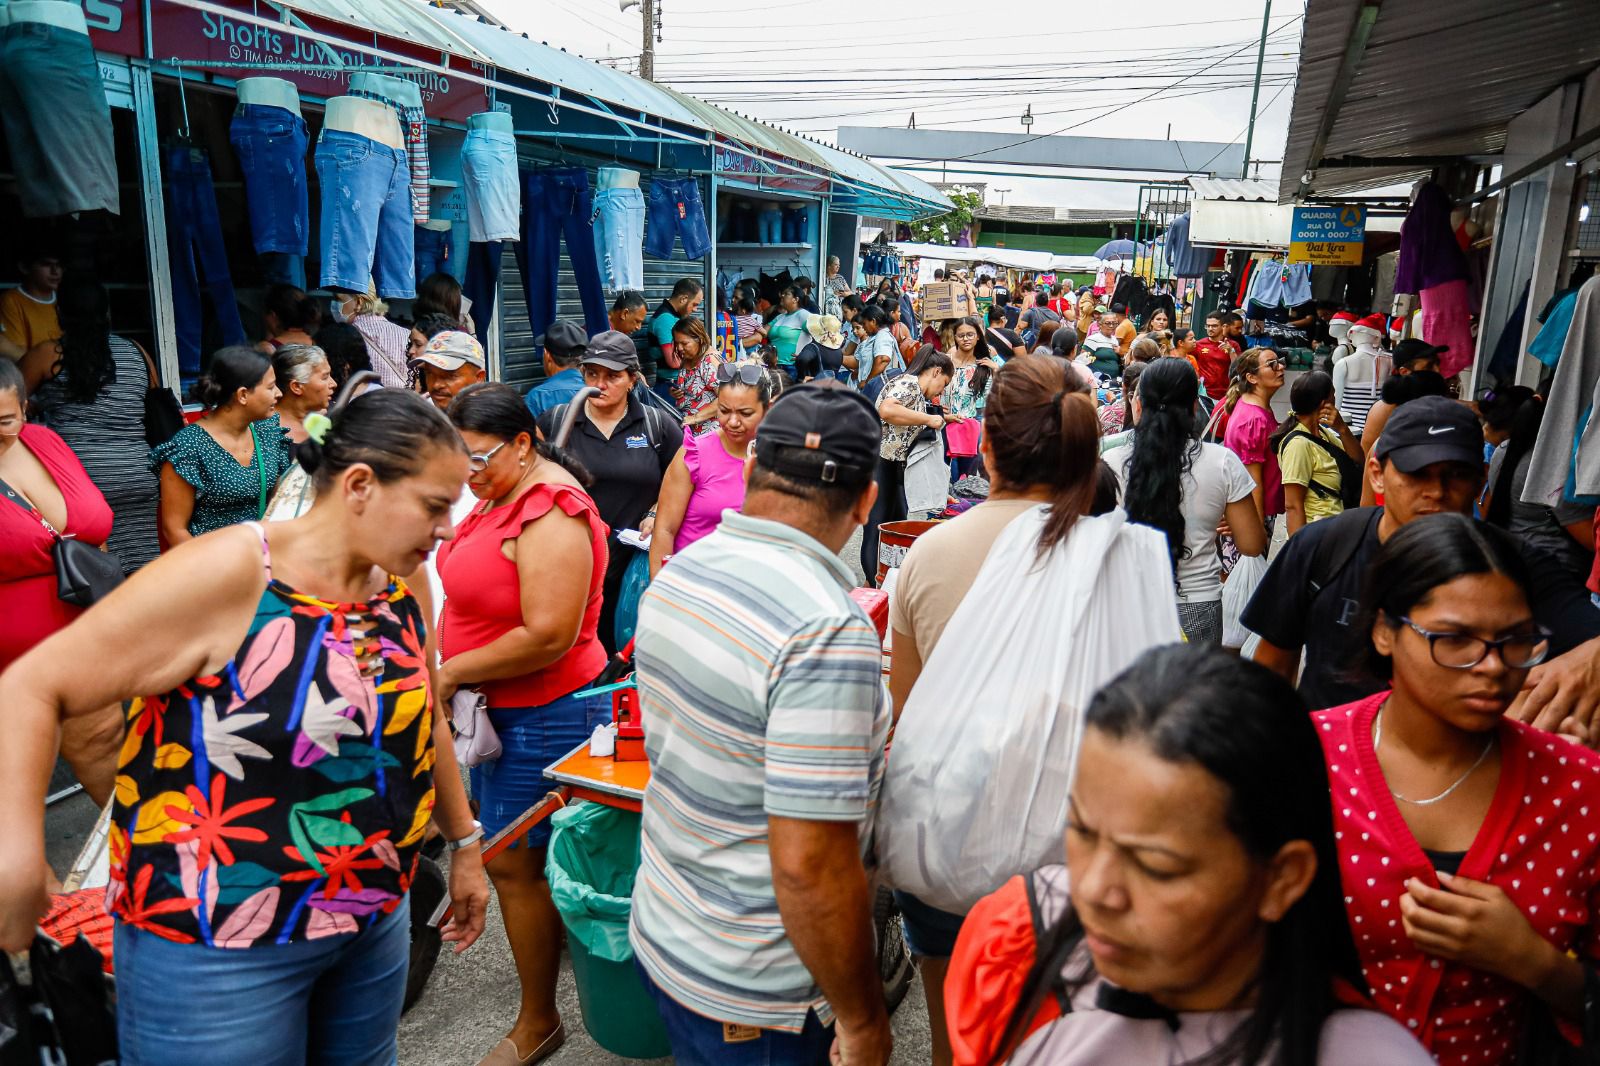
348 72 423 111
467 111 513 134
2 2 90 32
236 77 300 114
597 167 641 190
322 97 402 150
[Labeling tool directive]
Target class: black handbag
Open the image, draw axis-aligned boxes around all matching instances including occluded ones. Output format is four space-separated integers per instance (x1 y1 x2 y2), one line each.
143 384 184 446
0 475 124 608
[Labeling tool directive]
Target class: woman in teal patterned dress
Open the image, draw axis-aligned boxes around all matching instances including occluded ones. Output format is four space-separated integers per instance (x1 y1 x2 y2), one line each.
151 345 294 544
0 387 488 1064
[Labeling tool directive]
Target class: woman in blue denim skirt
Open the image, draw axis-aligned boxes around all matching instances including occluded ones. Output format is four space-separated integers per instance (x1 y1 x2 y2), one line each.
435 384 613 1066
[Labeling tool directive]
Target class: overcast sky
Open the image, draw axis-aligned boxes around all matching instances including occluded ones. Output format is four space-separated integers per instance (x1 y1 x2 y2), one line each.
477 0 1306 210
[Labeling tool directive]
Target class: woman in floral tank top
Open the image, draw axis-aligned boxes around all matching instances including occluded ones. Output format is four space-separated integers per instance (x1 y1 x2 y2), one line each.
0 387 488 1066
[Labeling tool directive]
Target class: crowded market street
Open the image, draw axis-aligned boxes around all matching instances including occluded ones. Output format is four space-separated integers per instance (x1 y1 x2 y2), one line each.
7 0 1600 1065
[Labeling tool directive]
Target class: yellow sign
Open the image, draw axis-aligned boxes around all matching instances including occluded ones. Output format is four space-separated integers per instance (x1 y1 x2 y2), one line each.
1288 206 1366 266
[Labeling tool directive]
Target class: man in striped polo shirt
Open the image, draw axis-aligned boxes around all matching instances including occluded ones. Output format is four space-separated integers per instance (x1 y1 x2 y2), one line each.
630 381 893 1066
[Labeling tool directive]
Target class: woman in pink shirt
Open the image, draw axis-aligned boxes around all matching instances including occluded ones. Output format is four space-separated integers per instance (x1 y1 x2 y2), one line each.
1220 347 1284 572
648 363 776 576
1317 514 1600 1064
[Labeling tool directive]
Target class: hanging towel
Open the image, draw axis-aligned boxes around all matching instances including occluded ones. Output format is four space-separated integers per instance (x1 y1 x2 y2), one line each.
1522 275 1600 508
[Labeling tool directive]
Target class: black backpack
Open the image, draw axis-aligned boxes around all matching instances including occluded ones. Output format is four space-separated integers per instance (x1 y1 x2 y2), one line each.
1306 506 1380 598
1279 427 1363 510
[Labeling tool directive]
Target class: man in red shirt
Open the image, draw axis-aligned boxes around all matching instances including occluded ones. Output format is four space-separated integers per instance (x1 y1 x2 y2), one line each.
1193 312 1241 399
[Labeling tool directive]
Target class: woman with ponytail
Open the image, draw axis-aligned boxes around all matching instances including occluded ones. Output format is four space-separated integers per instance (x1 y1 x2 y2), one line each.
150 345 294 543
0 387 489 1060
1219 347 1286 569
944 645 1431 1066
434 382 612 1066
887 353 1100 1066
1109 358 1265 644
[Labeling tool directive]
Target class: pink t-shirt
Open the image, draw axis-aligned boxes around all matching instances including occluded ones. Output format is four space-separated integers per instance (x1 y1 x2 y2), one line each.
676 429 747 551
1222 400 1284 517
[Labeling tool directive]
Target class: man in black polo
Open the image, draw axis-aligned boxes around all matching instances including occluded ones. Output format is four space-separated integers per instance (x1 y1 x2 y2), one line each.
643 278 703 393
1244 396 1600 741
535 330 680 654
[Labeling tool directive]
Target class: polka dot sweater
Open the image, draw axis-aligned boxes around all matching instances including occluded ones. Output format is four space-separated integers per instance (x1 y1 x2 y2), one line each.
1315 692 1600 1064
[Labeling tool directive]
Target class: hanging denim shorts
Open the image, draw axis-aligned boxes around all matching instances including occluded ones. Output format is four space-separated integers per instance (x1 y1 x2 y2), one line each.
461 126 520 243
230 103 310 257
315 128 415 299
0 18 118 217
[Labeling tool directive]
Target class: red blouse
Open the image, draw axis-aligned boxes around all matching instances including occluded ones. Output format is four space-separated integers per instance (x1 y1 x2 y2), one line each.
1316 692 1600 1064
436 481 609 708
0 424 114 671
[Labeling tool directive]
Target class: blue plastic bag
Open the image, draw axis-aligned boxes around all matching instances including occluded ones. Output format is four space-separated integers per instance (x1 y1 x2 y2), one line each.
612 546 651 649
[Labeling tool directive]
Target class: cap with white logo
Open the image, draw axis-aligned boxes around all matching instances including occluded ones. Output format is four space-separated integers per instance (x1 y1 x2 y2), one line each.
1373 395 1483 473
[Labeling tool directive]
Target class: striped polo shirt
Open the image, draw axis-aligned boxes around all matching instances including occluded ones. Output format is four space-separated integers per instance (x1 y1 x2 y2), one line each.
628 509 889 1032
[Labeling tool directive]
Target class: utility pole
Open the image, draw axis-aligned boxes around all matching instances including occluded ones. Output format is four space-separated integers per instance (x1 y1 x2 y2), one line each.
621 0 655 80
1241 0 1272 178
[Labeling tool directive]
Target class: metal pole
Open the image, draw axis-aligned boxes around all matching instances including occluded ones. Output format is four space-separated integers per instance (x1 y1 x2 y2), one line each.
640 0 655 80
1241 0 1272 179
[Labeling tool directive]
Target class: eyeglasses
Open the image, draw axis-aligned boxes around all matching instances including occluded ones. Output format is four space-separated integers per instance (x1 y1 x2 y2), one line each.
1257 357 1285 370
466 440 507 472
1397 616 1552 670
716 362 764 387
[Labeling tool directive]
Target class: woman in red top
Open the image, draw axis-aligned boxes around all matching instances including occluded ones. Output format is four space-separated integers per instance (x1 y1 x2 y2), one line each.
0 359 121 806
1317 513 1600 1064
435 383 610 1066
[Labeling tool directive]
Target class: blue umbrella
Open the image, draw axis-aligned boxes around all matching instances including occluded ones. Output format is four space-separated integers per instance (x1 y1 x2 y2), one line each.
1093 239 1137 258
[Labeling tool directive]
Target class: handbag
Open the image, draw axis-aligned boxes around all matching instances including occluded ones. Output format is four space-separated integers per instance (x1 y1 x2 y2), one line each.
137 341 184 447
450 688 501 767
0 475 124 608
0 933 118 1065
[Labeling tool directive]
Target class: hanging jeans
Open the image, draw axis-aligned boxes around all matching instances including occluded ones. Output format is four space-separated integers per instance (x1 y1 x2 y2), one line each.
314 129 415 299
229 103 309 291
518 168 608 339
592 187 646 292
756 204 784 245
462 240 504 348
166 147 247 384
460 127 519 242
0 17 118 217
414 224 452 286
645 178 712 260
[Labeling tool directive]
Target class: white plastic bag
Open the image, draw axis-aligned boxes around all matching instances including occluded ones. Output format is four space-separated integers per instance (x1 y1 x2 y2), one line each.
876 508 1182 913
1221 551 1270 649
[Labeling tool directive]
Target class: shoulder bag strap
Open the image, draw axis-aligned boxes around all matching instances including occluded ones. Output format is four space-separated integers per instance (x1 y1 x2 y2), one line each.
251 424 269 519
0 471 59 538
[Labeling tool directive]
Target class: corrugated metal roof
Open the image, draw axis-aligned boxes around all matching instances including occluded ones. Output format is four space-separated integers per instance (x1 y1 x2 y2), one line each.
1278 0 1600 200
1187 177 1277 202
407 4 948 214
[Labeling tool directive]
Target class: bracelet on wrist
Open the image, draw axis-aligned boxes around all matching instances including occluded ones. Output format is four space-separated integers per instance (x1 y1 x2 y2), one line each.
446 819 485 852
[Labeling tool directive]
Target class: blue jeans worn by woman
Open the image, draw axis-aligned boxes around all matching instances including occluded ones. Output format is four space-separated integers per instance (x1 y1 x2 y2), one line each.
114 897 411 1066
471 686 614 849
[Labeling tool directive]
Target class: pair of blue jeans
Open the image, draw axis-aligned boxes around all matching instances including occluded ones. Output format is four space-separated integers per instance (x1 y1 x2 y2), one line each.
460 126 519 241
782 206 814 245
637 962 834 1066
469 687 613 849
413 225 452 286
518 168 609 339
113 899 410 1066
462 239 504 348
314 128 415 299
756 205 784 246
0 19 117 217
593 186 646 291
646 178 712 260
166 147 247 383
229 103 309 257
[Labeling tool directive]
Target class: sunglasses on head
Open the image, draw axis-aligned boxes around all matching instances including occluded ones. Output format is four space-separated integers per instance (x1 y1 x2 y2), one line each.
717 363 764 387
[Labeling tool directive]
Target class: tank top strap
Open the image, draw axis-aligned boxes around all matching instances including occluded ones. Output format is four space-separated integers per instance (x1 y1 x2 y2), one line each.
241 520 273 580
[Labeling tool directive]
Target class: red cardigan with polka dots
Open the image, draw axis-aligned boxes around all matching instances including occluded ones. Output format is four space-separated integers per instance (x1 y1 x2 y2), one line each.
1316 692 1600 1065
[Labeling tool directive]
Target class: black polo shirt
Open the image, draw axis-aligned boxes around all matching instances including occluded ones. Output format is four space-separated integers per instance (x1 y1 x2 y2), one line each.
536 395 678 536
1242 507 1600 710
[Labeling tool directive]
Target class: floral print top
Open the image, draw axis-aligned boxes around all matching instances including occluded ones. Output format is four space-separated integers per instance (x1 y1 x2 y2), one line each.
149 415 294 537
675 355 723 437
106 524 437 947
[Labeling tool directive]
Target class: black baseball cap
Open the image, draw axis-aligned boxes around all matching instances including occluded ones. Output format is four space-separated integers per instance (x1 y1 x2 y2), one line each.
754 381 879 486
1392 338 1447 365
578 330 640 373
536 320 587 357
1374 396 1483 473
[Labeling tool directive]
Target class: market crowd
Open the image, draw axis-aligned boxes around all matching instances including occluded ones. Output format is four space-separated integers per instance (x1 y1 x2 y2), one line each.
3 235 1600 1066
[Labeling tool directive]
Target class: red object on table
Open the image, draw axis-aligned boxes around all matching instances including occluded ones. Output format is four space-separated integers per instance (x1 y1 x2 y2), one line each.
850 587 890 641
613 685 647 761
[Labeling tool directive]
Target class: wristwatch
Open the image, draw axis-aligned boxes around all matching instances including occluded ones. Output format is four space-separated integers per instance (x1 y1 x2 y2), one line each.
446 819 485 852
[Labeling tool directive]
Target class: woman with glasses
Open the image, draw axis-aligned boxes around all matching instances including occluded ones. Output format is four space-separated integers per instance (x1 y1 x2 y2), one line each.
649 363 777 577
435 383 612 1066
1320 513 1600 1064
1219 348 1286 565
665 316 721 434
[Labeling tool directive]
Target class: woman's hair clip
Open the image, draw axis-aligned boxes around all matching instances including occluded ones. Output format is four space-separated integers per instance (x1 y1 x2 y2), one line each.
303 411 333 444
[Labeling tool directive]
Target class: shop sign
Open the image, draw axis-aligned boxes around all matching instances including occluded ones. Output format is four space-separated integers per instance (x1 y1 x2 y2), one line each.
82 0 145 59
1288 205 1366 266
146 0 489 121
714 143 829 195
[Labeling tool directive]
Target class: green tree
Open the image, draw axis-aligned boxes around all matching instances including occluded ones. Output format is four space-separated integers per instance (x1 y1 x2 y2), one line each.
911 187 983 245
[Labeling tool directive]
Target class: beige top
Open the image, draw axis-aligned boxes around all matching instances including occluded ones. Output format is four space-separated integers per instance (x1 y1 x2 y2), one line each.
888 498 1040 658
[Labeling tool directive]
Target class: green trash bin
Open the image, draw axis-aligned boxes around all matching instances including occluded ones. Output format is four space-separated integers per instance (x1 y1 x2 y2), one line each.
546 802 672 1059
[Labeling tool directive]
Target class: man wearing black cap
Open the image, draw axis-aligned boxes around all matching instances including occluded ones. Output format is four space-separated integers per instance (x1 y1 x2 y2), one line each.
1245 396 1600 739
631 381 892 1066
523 319 589 419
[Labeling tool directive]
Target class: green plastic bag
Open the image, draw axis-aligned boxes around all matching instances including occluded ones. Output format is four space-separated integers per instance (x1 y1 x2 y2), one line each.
545 802 643 964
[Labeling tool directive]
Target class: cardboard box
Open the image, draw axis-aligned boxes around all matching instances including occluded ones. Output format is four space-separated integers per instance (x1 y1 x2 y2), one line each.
920 281 971 320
